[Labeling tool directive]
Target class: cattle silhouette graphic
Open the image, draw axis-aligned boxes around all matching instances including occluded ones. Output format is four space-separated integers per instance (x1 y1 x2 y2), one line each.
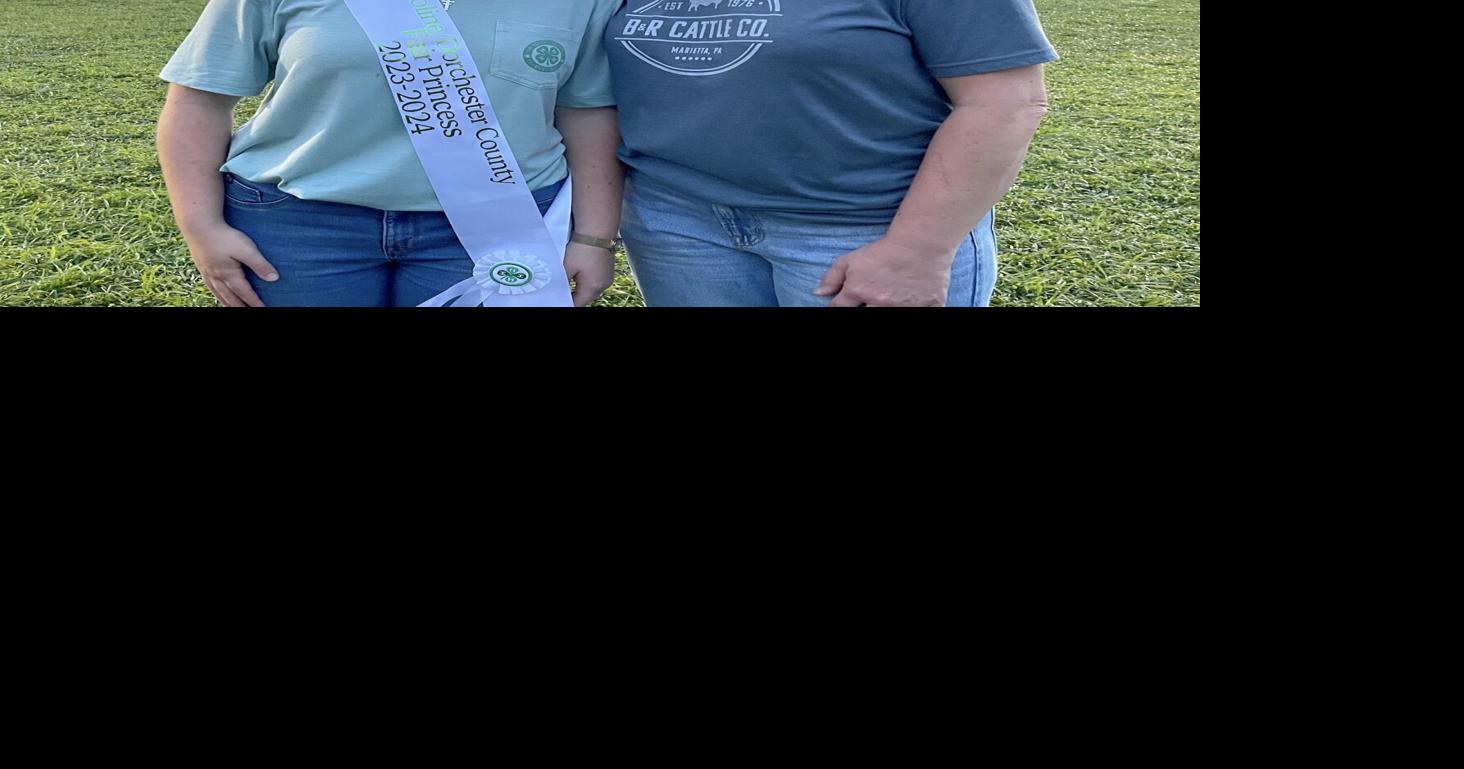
619 0 781 76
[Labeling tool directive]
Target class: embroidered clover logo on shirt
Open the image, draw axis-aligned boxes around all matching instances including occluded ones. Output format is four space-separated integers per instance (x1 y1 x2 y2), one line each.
523 40 567 72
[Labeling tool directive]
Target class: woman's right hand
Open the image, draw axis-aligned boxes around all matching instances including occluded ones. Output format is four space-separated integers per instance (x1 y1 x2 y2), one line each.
185 223 279 307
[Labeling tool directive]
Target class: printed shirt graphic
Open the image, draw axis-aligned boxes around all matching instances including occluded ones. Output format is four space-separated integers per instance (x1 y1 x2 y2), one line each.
607 0 1059 224
617 0 781 76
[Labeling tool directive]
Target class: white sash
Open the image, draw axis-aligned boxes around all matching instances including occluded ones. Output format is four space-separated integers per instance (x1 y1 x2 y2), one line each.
344 0 573 307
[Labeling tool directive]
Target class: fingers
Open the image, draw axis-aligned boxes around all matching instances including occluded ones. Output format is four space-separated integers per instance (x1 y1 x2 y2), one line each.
829 289 866 308
205 276 247 308
236 246 280 283
204 267 265 307
202 277 224 306
814 258 849 297
194 231 273 306
571 275 611 307
564 245 615 307
223 274 267 308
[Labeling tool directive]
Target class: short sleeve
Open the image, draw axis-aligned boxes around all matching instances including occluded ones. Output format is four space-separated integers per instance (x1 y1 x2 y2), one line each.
903 0 1059 78
159 0 281 97
557 0 618 108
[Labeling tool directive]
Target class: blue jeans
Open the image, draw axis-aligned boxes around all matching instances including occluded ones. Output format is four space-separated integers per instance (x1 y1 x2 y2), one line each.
223 174 564 307
619 174 998 307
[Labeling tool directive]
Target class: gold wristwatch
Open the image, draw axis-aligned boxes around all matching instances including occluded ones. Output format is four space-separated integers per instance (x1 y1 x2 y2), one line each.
570 232 621 252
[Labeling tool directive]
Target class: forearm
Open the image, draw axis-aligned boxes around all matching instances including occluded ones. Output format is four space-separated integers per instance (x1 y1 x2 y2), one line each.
885 85 1048 256
556 106 623 239
157 85 239 239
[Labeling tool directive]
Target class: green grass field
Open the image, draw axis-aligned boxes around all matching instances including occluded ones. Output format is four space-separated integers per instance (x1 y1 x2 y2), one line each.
0 0 1199 307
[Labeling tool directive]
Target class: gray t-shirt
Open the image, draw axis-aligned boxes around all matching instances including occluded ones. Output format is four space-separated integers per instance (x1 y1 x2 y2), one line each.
607 0 1058 223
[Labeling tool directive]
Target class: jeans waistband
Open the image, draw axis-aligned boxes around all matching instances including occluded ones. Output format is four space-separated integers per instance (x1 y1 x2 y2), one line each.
225 173 566 213
533 177 566 209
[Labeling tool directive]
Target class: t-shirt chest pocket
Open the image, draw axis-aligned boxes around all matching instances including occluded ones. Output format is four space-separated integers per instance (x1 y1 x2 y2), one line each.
489 20 579 91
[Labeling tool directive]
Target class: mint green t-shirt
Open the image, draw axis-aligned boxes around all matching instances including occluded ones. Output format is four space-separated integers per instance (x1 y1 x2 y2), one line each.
160 0 618 211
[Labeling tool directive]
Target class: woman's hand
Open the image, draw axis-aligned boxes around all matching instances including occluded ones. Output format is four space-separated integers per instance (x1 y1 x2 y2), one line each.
184 223 279 307
814 238 954 307
158 85 277 307
564 241 615 307
816 65 1049 308
556 106 623 307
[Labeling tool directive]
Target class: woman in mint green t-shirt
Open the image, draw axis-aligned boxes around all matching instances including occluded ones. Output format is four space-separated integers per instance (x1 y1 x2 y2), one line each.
158 0 623 307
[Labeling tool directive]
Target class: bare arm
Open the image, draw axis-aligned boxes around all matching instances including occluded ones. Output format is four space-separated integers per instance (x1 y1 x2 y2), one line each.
158 84 238 237
557 106 623 245
817 65 1050 307
555 106 623 307
157 84 277 307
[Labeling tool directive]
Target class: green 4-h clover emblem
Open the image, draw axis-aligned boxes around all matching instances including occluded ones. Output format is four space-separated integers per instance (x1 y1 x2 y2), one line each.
524 40 566 73
490 262 534 287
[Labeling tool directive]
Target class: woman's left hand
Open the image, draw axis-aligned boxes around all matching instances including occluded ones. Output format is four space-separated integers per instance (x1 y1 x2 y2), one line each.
564 241 616 307
814 238 953 307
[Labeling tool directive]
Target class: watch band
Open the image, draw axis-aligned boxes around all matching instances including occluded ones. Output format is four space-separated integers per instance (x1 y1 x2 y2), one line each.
570 232 620 252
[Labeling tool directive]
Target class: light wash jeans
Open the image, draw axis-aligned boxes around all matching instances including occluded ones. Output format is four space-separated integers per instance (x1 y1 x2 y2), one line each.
620 173 997 307
224 173 564 307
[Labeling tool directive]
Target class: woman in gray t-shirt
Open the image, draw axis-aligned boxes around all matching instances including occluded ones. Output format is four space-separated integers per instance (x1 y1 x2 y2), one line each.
607 0 1058 307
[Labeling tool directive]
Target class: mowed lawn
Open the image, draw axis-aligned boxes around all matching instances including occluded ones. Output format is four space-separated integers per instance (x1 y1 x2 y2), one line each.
0 0 1199 307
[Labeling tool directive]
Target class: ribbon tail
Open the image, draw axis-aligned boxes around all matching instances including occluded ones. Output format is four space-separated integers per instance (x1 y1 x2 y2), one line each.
419 277 480 308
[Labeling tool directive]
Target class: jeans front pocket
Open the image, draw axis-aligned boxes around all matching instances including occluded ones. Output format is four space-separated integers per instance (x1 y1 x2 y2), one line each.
223 174 297 209
489 21 579 91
